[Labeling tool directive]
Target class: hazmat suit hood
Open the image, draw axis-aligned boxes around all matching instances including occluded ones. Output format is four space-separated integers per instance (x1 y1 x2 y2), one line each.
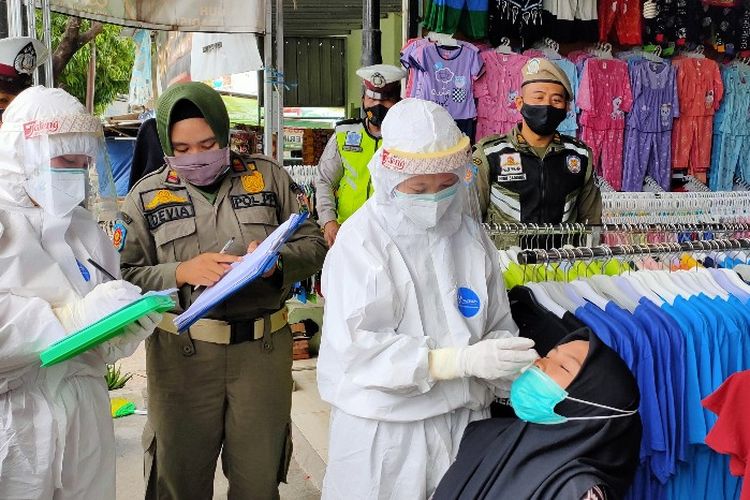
0 85 116 220
0 86 119 304
368 98 483 237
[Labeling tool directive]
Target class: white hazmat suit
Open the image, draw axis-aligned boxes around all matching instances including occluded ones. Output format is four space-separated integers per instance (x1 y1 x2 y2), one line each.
317 99 537 500
0 86 159 499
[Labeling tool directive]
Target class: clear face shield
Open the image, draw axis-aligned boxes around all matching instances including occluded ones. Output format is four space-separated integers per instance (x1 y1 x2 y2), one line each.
376 135 483 235
10 114 118 221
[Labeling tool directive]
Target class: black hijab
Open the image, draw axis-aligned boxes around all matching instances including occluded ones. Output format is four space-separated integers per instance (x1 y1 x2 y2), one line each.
128 118 164 189
433 328 642 500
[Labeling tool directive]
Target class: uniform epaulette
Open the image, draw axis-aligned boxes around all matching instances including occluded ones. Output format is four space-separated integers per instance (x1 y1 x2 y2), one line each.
476 133 509 149
561 134 586 148
335 118 362 127
129 163 168 191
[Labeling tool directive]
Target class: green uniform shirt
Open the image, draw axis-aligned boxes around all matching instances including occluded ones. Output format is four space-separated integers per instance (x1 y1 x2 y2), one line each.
119 155 327 322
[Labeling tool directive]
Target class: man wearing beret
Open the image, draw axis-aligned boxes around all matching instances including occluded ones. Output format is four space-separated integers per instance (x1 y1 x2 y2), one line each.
315 63 407 247
0 37 47 123
474 58 602 225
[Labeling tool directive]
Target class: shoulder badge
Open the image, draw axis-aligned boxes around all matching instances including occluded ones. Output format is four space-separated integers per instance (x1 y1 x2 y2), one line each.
566 155 582 174
112 220 128 252
165 170 181 185
232 157 247 173
118 211 133 225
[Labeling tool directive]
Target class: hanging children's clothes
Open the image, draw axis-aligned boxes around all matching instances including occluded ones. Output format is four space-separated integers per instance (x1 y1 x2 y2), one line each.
598 0 643 46
709 62 750 190
671 57 724 181
578 58 633 191
488 0 546 47
401 38 427 98
542 0 598 43
423 0 490 39
553 57 580 136
474 51 528 140
622 60 680 192
402 40 483 140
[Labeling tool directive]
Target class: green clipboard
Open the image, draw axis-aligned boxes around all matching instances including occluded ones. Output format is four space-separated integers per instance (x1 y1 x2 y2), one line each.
40 294 175 367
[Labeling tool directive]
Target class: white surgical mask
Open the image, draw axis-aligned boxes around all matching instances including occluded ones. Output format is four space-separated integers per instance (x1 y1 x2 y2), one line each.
25 168 87 217
393 184 458 229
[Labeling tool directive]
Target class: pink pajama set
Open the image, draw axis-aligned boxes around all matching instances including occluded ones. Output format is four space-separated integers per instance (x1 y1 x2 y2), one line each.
578 58 633 191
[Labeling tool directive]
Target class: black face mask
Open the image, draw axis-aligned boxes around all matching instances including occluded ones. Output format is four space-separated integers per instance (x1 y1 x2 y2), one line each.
364 104 389 127
520 103 568 136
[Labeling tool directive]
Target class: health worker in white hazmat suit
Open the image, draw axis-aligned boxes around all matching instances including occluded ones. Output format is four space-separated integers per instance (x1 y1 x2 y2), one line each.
0 86 162 499
317 98 539 500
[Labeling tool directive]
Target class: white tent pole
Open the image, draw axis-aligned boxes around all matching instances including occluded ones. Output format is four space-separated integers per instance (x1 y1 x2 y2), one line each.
24 0 40 85
275 0 283 165
40 0 53 86
263 0 274 157
7 0 22 37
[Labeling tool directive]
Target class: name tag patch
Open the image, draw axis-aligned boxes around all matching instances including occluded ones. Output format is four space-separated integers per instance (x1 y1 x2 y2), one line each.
230 191 278 210
146 205 196 230
497 174 527 182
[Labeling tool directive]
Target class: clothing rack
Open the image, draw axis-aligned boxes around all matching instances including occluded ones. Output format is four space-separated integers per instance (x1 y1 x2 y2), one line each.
601 191 750 224
283 164 317 186
517 238 750 265
483 222 750 250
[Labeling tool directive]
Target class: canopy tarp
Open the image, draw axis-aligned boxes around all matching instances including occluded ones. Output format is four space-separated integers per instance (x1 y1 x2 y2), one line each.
49 0 265 33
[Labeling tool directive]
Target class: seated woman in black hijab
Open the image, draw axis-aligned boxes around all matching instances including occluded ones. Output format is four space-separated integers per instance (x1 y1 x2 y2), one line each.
433 328 642 500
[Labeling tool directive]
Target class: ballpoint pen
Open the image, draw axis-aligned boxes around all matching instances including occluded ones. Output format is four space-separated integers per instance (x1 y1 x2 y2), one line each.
87 258 117 281
193 237 235 292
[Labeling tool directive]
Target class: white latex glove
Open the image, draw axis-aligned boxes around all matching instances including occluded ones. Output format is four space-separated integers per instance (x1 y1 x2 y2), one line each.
53 280 143 332
100 311 162 363
429 337 538 381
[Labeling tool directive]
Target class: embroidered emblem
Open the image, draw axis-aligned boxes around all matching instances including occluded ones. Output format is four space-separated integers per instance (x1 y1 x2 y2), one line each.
526 58 541 75
566 155 582 174
145 189 189 210
241 170 266 194
14 42 37 74
112 221 127 252
371 72 386 87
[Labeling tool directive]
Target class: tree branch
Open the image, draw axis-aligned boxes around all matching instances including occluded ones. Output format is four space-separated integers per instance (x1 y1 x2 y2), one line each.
52 17 103 84
79 21 104 46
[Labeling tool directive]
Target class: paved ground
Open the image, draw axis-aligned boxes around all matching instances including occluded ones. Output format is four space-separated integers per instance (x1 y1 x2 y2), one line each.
112 344 321 500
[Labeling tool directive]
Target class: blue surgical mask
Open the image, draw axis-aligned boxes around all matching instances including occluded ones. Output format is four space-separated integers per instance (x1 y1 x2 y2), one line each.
510 366 637 425
392 184 459 229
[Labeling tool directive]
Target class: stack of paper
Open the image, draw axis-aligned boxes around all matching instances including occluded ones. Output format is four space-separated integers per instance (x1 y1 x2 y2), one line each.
174 212 308 332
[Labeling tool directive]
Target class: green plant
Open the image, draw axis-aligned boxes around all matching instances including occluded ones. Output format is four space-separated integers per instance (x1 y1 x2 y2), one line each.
39 13 135 114
105 363 133 391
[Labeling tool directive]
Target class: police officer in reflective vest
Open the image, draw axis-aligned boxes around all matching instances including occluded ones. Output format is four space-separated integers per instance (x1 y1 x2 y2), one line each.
315 64 407 246
0 37 47 123
474 58 602 226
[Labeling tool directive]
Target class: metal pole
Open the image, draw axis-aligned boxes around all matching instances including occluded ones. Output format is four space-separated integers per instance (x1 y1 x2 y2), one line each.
263 0 274 157
361 0 381 67
275 0 283 164
7 0 22 37
40 0 52 86
24 0 39 85
85 40 96 113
